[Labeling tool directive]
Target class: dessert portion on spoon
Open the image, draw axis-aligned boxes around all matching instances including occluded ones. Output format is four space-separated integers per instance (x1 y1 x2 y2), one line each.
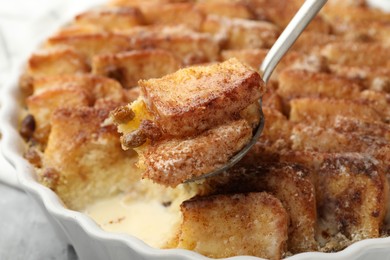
110 58 265 187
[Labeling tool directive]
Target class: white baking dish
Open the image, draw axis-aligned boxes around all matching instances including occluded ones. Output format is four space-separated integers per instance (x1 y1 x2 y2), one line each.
1 1 390 259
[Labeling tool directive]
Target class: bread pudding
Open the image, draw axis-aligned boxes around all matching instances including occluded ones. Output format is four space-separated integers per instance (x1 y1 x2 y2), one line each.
19 0 390 259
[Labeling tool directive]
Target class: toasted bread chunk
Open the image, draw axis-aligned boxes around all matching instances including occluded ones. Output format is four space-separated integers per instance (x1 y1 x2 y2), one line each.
195 2 255 19
204 163 317 253
75 6 145 31
278 70 362 102
47 33 131 64
291 116 390 156
177 192 288 259
329 65 390 93
42 106 140 210
252 0 331 33
343 21 390 45
359 90 390 123
322 5 390 33
291 32 339 53
290 98 382 125
141 119 252 187
316 153 388 248
28 74 125 144
27 47 89 78
92 49 180 88
202 15 279 49
125 25 220 65
321 42 390 68
32 74 124 102
26 87 91 144
221 49 268 70
140 3 204 30
139 58 264 136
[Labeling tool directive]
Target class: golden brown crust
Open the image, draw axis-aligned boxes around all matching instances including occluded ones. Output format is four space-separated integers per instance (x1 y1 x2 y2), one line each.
201 15 280 49
203 163 318 253
47 33 131 64
125 25 220 65
177 192 288 259
140 58 264 137
289 98 383 125
92 49 180 88
195 1 255 20
43 106 140 210
75 6 145 31
140 3 205 30
27 47 89 78
315 153 388 247
278 70 362 101
321 42 390 68
142 119 252 187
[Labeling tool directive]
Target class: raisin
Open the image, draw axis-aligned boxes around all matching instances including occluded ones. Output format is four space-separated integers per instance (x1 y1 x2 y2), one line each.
121 129 147 149
110 106 135 124
20 114 36 140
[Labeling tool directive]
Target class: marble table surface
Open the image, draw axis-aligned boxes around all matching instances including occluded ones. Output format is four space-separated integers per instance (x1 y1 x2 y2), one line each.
0 182 76 260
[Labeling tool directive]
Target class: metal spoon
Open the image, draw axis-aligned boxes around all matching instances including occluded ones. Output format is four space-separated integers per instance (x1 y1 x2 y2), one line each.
187 0 328 182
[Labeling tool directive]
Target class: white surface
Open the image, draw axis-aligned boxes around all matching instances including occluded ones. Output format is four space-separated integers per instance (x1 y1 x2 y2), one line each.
0 1 390 260
0 183 75 260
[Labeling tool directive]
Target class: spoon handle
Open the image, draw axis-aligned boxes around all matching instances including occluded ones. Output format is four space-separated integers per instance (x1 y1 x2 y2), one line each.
260 0 328 83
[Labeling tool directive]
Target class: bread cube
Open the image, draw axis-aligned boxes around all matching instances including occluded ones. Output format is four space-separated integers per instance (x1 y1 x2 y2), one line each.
75 6 145 31
252 0 331 33
47 33 131 64
202 15 279 49
289 98 382 125
321 42 390 68
42 106 140 210
291 32 339 53
32 74 124 102
126 25 220 65
92 49 180 88
142 119 252 187
28 74 125 144
278 70 361 101
26 87 91 144
177 192 288 259
195 2 255 19
359 90 390 122
329 65 390 93
316 153 388 246
140 3 204 30
139 58 264 136
291 117 390 161
27 47 88 78
205 163 318 253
